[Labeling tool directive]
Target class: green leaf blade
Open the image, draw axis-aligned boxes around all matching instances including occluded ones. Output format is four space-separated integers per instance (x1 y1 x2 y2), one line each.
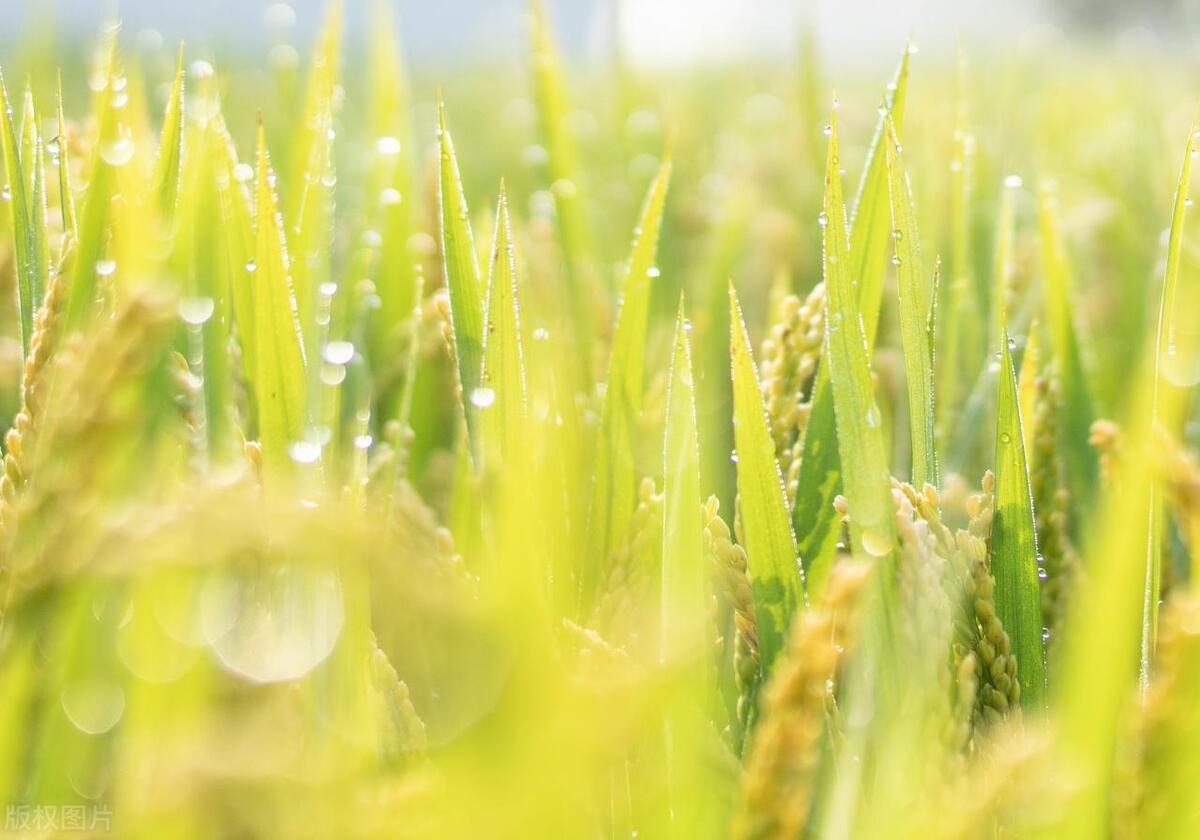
252 122 309 478
662 299 703 661
884 115 937 488
480 187 527 468
437 101 486 454
586 160 671 579
992 332 1047 709
821 105 895 562
729 282 802 671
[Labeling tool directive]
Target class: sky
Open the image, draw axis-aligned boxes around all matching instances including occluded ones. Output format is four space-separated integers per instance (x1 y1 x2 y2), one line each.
5 0 1054 68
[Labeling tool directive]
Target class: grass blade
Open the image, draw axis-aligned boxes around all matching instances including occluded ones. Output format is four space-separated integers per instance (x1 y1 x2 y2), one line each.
252 121 309 478
792 50 910 597
54 72 77 245
729 281 802 670
289 6 340 345
991 331 1046 708
587 160 671 585
0 72 40 355
154 46 185 219
1144 121 1199 684
1036 183 1099 519
821 104 894 562
884 114 937 488
662 297 703 660
437 100 486 457
480 186 527 468
211 112 257 390
367 0 417 380
530 0 594 338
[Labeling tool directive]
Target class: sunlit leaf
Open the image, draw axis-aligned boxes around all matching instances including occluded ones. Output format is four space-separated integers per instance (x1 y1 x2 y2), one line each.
729 282 802 671
480 186 527 469
251 121 309 478
884 114 937 488
820 104 894 563
792 49 910 597
437 100 486 456
587 159 671 585
991 331 1046 709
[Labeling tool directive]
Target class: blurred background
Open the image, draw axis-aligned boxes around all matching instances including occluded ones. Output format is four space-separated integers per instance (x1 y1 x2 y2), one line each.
3 0 1198 68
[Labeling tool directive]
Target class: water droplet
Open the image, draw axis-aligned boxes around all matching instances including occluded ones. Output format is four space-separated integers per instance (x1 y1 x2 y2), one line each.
202 564 344 684
61 680 125 735
375 135 402 156
380 187 402 206
822 125 832 137
533 327 550 341
730 450 739 464
861 528 893 557
189 60 215 81
1037 567 1048 581
864 404 881 428
1 185 11 201
1187 198 1195 208
817 211 828 227
1004 174 1023 189
353 434 373 450
320 363 346 386
647 266 661 279
234 162 254 183
101 135 135 167
1007 336 1017 350
178 296 215 326
907 43 920 54
892 229 903 241
1042 627 1051 642
470 387 497 409
288 440 322 464
95 259 117 277
1000 431 1012 444
361 229 382 249
323 340 355 366
245 260 258 274
891 255 902 267
683 320 694 332
318 281 338 298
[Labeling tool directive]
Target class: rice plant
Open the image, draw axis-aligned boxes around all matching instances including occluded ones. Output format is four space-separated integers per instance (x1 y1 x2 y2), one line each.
0 2 1199 837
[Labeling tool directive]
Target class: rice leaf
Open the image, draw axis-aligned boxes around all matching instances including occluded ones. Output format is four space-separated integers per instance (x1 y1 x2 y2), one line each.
154 45 185 219
367 0 417 370
289 5 340 344
991 331 1046 709
480 186 527 468
792 50 910 597
662 297 703 661
1144 121 1199 684
63 35 120 330
854 47 911 347
437 99 486 457
530 0 594 316
0 71 40 354
729 281 802 671
55 71 77 245
884 114 937 488
252 120 309 478
820 104 895 562
211 112 257 388
1036 183 1099 518
587 159 671 583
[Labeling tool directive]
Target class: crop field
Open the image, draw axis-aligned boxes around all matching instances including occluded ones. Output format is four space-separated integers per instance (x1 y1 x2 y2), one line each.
0 1 1198 837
